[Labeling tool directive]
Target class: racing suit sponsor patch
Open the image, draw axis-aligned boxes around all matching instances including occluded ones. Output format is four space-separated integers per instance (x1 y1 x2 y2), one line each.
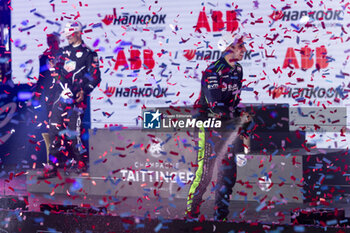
64 60 76 72
76 52 83 58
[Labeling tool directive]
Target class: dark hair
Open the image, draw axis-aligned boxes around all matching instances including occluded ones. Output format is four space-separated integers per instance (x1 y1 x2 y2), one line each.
47 33 60 39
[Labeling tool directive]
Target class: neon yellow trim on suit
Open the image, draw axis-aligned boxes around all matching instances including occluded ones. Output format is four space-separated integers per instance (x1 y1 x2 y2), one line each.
186 126 205 212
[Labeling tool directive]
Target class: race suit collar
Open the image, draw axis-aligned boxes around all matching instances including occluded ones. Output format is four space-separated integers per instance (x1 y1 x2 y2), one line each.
221 56 237 70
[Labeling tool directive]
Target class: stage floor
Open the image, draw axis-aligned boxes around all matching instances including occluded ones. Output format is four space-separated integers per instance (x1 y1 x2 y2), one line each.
1 167 350 232
2 166 350 225
27 193 350 224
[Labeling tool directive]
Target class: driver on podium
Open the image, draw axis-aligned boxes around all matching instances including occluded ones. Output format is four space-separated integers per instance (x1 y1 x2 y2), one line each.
38 21 101 179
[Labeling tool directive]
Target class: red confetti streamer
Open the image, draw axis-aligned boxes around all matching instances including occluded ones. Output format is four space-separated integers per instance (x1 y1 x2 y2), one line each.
169 151 178 156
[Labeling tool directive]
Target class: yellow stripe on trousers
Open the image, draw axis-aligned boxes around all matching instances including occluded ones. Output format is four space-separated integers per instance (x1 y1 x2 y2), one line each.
186 126 205 212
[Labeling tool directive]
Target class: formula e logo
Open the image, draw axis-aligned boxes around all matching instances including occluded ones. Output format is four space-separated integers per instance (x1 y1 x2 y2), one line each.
149 137 164 158
143 109 161 129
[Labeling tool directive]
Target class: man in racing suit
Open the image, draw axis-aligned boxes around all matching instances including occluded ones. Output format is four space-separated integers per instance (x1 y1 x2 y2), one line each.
186 33 250 221
33 33 61 121
38 21 101 179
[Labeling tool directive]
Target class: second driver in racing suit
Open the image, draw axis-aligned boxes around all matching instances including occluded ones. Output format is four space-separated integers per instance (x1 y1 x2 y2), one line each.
186 33 251 221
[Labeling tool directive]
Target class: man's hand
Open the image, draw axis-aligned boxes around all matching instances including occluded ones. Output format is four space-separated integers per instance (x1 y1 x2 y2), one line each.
60 83 73 99
76 90 84 103
241 111 252 124
48 60 55 69
239 111 253 141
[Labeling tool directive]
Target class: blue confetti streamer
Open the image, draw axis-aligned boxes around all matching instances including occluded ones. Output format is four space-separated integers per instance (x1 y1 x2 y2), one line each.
294 226 305 232
291 23 300 30
326 219 338 225
34 217 44 223
255 201 266 212
92 23 102 28
93 159 104 165
33 12 45 19
136 223 145 228
45 20 55 25
176 175 185 188
154 223 163 232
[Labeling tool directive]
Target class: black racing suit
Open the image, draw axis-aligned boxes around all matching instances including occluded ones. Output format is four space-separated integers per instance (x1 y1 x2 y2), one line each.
186 56 244 220
34 49 61 124
49 41 101 169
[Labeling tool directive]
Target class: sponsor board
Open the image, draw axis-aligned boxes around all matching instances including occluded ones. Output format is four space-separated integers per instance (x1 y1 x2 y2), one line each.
88 128 304 202
10 0 350 135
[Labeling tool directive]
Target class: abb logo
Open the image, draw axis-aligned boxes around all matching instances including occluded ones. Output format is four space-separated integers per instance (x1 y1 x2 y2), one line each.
195 10 239 32
114 49 155 71
282 46 328 70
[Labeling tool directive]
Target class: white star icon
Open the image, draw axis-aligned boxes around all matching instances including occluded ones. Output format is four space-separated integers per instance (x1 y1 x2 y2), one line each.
150 109 161 122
